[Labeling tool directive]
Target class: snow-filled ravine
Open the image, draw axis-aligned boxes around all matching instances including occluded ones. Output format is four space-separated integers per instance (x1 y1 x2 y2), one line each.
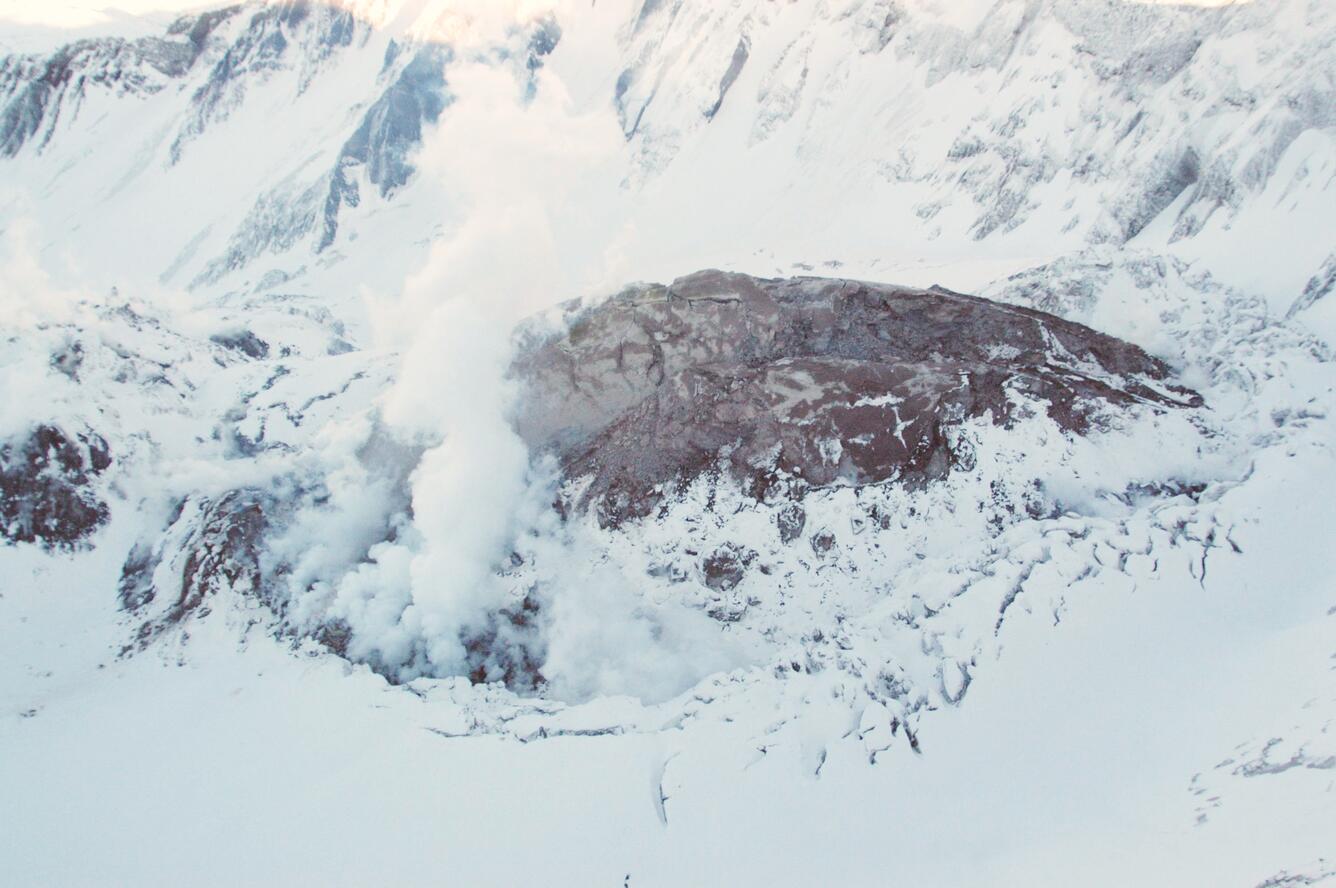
1 1 1334 885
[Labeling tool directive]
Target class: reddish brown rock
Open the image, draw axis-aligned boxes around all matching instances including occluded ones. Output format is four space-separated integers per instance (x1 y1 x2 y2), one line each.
513 270 1201 526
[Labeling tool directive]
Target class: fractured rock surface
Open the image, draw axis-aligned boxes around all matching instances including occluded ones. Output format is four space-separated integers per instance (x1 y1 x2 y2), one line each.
514 270 1201 525
120 490 272 653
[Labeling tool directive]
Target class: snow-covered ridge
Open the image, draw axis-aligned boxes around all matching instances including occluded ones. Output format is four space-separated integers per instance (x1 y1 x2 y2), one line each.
0 0 1330 311
618 0 1334 280
0 0 562 301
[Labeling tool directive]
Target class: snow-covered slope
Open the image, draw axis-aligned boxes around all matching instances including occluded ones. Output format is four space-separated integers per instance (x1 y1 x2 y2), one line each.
1 1 1334 885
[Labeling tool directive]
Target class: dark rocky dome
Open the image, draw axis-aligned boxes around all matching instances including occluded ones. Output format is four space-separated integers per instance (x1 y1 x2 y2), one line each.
514 270 1202 527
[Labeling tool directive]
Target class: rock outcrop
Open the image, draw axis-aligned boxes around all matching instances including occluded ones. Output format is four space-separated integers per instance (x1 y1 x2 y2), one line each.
514 270 1201 526
120 490 273 652
0 425 111 549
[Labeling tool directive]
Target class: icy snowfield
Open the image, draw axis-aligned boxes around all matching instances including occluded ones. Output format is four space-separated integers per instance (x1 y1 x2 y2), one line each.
1 0 1334 885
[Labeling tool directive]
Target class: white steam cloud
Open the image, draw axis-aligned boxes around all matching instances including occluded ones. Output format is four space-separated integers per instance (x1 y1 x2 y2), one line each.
276 12 750 703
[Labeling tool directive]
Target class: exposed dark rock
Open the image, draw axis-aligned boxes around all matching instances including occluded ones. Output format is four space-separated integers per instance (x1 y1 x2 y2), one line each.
513 270 1201 526
192 182 324 286
526 16 562 71
809 530 837 558
314 619 353 657
776 503 807 544
166 5 244 52
0 425 111 549
50 340 85 380
210 329 271 359
462 593 545 693
0 33 207 157
866 4 903 53
702 543 756 592
124 490 270 651
171 2 357 162
705 37 749 120
0 5 244 157
613 66 648 138
706 598 749 623
117 542 159 611
633 0 672 32
1120 146 1201 241
1288 251 1336 319
175 492 268 614
319 46 450 251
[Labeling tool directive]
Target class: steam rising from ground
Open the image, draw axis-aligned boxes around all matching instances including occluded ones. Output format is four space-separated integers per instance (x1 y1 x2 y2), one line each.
0 222 90 437
274 14 750 703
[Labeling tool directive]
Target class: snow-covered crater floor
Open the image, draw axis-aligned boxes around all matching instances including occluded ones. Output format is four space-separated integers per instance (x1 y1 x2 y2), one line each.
2 251 1334 887
1 402 1332 887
